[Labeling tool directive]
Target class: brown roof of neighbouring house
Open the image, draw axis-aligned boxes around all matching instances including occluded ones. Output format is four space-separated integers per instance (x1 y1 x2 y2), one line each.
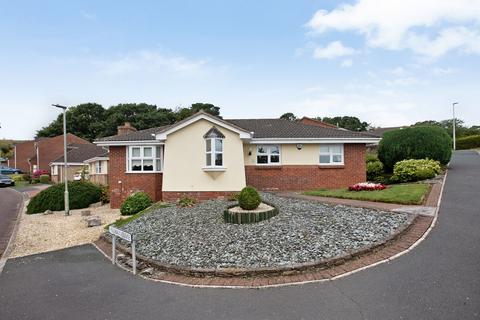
51 144 108 164
97 125 171 142
368 126 409 138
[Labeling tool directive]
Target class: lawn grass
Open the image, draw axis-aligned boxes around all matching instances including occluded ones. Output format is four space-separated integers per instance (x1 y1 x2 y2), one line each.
303 183 430 205
12 180 30 189
106 201 170 229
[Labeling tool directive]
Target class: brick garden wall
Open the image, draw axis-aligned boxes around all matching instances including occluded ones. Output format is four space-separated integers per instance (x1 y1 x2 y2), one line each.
245 144 366 191
108 146 163 208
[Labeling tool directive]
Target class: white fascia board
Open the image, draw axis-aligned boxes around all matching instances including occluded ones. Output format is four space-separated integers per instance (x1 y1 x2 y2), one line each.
155 114 252 140
94 140 165 146
49 162 85 166
249 138 381 144
83 157 109 164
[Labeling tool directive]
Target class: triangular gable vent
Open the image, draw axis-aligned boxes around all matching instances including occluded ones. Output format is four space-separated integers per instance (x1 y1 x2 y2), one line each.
203 127 225 139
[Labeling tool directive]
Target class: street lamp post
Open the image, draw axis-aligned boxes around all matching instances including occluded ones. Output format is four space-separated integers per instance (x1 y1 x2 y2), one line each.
52 104 69 215
452 102 459 150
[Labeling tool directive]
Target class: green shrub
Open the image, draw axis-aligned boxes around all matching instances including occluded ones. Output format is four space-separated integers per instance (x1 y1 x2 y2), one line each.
39 174 50 184
378 126 452 172
10 174 25 182
178 196 197 207
26 181 102 214
120 192 152 216
99 185 110 204
367 160 384 181
23 174 32 183
238 186 261 210
456 135 480 150
391 159 441 183
366 153 379 163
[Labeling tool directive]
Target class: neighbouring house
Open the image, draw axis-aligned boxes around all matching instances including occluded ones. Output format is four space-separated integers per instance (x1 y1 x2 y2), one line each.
50 144 109 183
298 117 341 129
95 111 380 208
84 150 109 185
13 134 90 173
368 126 409 138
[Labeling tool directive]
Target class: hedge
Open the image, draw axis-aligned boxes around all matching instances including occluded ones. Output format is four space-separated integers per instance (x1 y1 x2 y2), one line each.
390 159 441 183
26 181 102 214
456 135 480 150
378 126 452 171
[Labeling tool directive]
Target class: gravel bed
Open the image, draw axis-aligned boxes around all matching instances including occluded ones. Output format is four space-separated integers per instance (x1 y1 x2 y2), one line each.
119 193 411 269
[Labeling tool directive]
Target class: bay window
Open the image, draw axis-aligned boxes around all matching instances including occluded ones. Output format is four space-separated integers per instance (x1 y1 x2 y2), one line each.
127 146 163 172
319 144 344 165
257 145 281 164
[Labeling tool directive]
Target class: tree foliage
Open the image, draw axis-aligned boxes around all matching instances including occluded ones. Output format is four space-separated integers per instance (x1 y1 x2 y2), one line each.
280 112 297 121
36 102 221 141
414 119 480 138
319 116 370 131
0 142 13 159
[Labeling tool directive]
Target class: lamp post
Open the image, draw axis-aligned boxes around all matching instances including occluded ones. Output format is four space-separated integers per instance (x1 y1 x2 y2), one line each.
452 102 458 150
52 104 69 215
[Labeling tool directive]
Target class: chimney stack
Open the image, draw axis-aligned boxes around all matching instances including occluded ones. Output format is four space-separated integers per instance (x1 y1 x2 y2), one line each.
117 122 137 135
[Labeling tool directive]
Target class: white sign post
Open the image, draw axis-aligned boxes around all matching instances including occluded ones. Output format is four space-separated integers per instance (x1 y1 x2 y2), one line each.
109 226 136 275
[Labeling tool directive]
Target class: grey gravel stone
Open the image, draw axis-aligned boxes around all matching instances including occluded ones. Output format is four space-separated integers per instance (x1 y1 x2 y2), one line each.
43 210 53 215
85 216 101 227
117 193 411 269
81 210 91 216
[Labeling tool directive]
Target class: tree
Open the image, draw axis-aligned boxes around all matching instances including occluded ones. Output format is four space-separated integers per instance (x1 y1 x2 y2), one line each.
413 119 480 138
100 103 176 137
175 103 221 121
0 142 13 159
320 116 370 131
37 103 106 141
280 113 297 121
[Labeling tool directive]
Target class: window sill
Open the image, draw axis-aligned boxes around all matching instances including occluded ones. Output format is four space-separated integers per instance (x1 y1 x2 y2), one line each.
255 165 282 170
318 164 345 169
202 167 227 172
125 171 163 174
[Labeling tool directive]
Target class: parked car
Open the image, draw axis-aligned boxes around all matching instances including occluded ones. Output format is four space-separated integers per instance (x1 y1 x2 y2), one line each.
0 175 15 187
0 166 22 175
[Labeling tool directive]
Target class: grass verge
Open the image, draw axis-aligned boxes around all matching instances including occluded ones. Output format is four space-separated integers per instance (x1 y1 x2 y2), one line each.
105 201 170 229
303 183 430 205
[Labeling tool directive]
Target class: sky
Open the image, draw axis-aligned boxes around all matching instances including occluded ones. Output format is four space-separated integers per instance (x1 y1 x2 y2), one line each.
1 0 479 140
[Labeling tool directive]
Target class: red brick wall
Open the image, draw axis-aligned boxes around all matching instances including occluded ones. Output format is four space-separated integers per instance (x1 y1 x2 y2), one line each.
245 144 366 190
162 191 235 203
108 146 163 208
13 141 35 173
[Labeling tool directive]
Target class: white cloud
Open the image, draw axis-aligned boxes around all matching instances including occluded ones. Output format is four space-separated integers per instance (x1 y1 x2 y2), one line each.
95 50 208 75
341 59 353 67
385 77 428 86
432 67 456 75
81 10 96 20
388 67 408 76
313 41 357 59
307 0 480 59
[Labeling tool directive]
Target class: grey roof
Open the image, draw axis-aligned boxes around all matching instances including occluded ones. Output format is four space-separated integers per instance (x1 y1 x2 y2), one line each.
97 125 171 142
96 113 378 143
52 144 109 163
368 126 409 138
226 119 379 139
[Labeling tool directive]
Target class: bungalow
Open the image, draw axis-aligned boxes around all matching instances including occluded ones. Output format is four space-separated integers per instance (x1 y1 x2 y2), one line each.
50 144 109 183
95 111 380 208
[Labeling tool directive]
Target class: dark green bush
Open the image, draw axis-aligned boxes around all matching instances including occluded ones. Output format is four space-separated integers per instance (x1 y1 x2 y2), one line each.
26 181 102 214
367 160 384 181
39 174 50 184
456 135 480 150
390 159 441 183
238 186 261 210
378 126 452 171
120 192 152 215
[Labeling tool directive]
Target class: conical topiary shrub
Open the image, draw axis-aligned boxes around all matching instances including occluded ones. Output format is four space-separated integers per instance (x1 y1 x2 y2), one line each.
238 186 261 210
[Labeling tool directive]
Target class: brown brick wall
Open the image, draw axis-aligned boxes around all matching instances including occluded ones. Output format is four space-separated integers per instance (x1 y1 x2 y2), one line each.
245 144 366 190
108 146 163 208
162 191 236 203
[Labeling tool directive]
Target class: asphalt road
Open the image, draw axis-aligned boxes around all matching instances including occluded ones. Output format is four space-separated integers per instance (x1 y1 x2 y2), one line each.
0 187 22 258
0 151 479 320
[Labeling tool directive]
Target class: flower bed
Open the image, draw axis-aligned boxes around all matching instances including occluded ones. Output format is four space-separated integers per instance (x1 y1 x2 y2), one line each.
348 182 387 191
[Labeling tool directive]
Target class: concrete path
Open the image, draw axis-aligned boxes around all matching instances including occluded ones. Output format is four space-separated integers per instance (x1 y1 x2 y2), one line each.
0 187 22 259
0 151 479 319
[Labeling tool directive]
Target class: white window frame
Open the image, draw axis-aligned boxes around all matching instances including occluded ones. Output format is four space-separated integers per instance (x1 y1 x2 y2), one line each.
52 165 58 176
95 161 102 174
256 145 281 165
319 144 344 165
126 146 163 173
205 138 224 168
